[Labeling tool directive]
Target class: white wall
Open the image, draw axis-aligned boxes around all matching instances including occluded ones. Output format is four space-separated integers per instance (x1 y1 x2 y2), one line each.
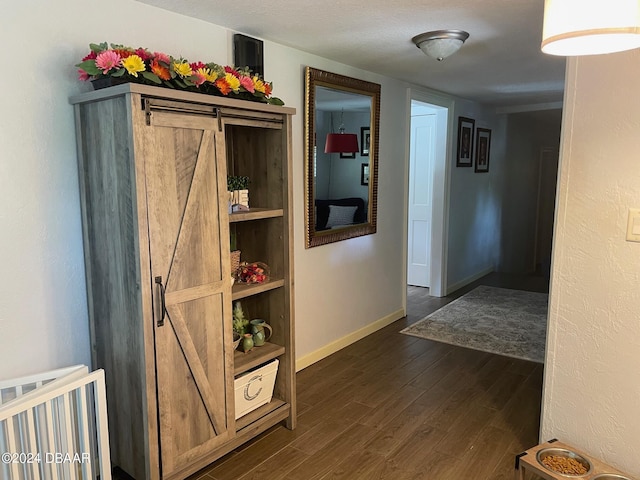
0 0 512 379
446 100 505 291
290 56 410 365
0 0 411 378
541 51 640 477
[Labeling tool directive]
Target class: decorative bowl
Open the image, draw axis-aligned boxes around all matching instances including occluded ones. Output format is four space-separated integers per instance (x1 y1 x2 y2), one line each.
236 262 269 284
591 475 632 480
536 448 592 477
232 331 242 350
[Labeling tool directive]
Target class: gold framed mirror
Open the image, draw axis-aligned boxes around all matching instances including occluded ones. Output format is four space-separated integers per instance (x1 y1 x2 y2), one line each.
304 67 381 248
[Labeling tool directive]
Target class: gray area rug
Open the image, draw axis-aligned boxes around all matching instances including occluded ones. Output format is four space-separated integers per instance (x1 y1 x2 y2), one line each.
401 285 548 363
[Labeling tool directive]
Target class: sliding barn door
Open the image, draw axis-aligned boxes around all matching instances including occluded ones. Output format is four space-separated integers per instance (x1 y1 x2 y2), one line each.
141 102 233 478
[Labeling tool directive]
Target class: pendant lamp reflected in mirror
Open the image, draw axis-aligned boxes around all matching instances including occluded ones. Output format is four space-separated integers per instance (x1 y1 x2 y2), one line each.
325 110 359 154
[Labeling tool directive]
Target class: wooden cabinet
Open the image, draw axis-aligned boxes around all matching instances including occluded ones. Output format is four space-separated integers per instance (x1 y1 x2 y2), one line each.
71 84 295 480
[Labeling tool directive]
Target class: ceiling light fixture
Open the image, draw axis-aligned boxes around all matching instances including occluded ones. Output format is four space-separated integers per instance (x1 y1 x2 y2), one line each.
412 30 470 61
324 110 359 154
542 0 640 56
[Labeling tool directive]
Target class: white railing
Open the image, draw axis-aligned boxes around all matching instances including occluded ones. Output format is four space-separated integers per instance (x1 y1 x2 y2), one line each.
0 365 112 480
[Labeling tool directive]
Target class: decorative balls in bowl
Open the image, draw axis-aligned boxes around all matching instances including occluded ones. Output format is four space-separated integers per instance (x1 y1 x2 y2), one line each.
236 262 269 284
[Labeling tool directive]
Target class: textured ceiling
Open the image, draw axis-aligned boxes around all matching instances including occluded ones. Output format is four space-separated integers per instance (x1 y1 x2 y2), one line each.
136 0 567 108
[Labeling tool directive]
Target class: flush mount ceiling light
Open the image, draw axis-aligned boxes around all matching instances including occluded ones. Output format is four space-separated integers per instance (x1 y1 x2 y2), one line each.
412 29 470 61
542 0 640 56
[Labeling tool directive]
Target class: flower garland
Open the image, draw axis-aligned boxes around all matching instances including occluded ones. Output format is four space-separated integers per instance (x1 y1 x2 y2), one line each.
76 42 284 105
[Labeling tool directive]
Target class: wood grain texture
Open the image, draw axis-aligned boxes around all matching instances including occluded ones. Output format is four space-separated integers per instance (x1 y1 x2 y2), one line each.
74 85 297 480
75 94 157 480
144 111 232 477
188 274 546 480
69 83 295 117
224 113 296 429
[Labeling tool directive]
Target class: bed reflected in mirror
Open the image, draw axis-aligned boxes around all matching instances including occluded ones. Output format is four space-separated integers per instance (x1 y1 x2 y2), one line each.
304 67 380 248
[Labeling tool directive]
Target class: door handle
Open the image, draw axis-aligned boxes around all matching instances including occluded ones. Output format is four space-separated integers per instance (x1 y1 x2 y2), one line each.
154 276 166 327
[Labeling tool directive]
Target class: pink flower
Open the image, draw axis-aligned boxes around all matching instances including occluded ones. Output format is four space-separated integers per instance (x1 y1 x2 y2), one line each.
193 72 206 87
153 52 171 65
95 50 122 75
239 75 255 93
78 69 90 81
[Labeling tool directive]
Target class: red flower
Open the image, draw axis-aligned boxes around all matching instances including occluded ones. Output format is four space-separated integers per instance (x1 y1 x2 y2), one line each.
215 78 231 95
151 59 171 81
135 48 152 61
264 82 272 96
224 65 239 76
82 51 97 61
190 61 206 71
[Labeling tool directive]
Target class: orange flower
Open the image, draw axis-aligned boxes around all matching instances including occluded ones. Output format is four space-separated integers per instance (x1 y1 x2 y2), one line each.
215 78 231 95
151 59 171 80
113 49 132 59
264 82 272 96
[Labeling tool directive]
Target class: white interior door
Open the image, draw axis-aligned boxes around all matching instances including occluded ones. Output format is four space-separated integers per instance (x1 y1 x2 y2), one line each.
407 113 436 287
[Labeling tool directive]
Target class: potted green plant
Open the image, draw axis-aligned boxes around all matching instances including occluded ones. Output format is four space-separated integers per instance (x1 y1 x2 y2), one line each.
232 301 249 350
227 175 250 211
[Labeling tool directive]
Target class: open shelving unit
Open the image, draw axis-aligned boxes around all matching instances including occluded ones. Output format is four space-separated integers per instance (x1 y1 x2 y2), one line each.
224 116 296 436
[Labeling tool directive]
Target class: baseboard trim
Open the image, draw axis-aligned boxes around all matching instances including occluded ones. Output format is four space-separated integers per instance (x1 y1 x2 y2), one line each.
295 308 405 372
446 266 494 295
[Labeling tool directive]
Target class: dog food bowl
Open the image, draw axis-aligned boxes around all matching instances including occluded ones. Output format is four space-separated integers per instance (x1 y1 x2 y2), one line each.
536 447 592 477
591 475 633 480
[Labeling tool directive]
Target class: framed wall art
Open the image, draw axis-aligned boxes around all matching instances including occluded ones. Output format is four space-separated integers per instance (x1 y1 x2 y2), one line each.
475 128 491 173
360 126 370 156
361 163 370 185
456 116 475 167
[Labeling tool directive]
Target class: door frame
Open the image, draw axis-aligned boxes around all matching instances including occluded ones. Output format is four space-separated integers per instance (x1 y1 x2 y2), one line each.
533 146 560 273
404 88 454 299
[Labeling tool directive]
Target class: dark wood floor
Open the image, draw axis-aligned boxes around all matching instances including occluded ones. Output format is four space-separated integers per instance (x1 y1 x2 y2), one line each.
190 272 549 480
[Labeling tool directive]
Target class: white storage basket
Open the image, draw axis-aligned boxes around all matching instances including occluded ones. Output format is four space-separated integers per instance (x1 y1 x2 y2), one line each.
234 359 278 419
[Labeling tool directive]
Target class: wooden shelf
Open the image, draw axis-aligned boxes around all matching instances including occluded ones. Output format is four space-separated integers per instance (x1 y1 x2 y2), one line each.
232 278 285 300
234 342 285 376
235 398 288 432
229 208 284 223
